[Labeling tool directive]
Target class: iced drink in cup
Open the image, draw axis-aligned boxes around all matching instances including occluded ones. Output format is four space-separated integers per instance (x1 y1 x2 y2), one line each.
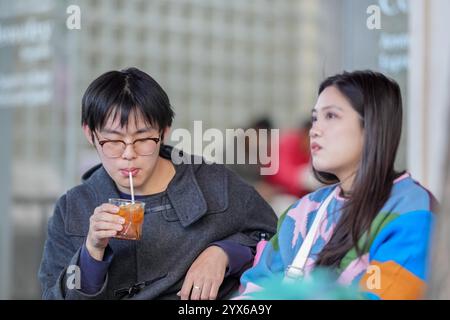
108 199 145 240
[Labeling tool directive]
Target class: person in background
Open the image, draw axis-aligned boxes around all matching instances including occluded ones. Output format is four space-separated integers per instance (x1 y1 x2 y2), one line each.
265 120 319 199
226 118 279 202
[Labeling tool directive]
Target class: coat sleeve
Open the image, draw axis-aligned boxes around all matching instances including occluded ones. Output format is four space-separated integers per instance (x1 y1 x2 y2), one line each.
223 182 278 250
234 206 291 299
38 194 109 299
215 174 278 280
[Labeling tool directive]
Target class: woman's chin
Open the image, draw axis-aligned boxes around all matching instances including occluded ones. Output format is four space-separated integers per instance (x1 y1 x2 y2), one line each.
312 160 328 172
312 163 337 176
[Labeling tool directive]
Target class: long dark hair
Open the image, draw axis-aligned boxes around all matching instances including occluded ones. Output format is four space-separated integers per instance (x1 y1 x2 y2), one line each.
314 70 404 268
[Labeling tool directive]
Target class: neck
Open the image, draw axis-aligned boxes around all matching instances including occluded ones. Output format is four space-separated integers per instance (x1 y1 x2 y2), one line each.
123 157 175 196
147 157 175 195
338 171 356 196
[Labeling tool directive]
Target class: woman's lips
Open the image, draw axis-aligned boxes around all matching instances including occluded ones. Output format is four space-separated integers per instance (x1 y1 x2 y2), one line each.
119 168 139 177
310 142 322 154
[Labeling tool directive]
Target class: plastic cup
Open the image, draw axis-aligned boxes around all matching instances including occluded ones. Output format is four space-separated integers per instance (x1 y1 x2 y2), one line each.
108 198 145 240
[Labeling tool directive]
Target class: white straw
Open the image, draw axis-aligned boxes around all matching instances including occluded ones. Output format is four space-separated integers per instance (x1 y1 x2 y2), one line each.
129 171 135 203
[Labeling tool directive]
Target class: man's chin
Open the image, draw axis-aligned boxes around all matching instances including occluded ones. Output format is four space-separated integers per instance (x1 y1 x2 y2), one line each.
114 176 141 189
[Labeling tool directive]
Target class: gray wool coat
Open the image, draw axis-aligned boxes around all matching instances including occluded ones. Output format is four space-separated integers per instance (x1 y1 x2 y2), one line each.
38 146 277 299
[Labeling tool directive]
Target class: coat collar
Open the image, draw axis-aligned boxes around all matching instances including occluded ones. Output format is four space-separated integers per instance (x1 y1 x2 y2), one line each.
86 145 208 227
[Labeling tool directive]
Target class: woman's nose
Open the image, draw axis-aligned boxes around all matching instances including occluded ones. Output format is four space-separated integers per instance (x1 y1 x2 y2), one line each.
309 125 322 138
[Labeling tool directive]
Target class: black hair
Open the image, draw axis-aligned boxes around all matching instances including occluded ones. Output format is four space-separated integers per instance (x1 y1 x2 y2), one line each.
313 70 404 268
81 67 175 141
249 117 273 130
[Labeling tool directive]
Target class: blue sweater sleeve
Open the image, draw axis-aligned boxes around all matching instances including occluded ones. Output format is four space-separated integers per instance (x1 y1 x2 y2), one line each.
359 210 434 300
78 244 114 294
210 240 253 277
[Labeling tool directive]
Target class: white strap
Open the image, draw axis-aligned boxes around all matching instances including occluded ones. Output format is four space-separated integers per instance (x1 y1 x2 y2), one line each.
284 188 336 282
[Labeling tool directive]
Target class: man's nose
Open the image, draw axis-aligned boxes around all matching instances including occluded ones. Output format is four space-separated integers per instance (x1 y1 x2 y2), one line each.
121 143 137 160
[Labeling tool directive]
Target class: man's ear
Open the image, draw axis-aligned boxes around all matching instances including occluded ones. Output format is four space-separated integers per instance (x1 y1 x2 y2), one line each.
162 127 171 143
83 125 95 146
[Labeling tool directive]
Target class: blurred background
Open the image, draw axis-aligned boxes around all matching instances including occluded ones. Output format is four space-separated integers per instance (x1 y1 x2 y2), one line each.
0 0 449 299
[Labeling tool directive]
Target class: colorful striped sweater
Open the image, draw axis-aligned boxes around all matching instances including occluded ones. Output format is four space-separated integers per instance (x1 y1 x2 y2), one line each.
238 172 437 300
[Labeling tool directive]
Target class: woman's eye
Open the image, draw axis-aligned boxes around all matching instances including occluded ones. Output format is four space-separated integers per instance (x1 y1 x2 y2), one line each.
311 115 317 122
325 112 337 120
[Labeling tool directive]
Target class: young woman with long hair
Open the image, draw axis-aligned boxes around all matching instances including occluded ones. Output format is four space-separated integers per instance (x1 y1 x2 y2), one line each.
238 70 438 300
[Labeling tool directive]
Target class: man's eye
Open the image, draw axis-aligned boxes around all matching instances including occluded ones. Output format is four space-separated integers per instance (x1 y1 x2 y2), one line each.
136 137 153 142
106 140 124 146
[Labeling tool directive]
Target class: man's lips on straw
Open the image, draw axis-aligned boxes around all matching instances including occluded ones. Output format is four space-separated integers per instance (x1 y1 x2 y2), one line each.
128 170 135 203
120 168 139 177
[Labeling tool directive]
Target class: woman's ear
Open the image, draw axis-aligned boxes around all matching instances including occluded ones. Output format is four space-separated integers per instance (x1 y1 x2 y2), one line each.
82 125 95 146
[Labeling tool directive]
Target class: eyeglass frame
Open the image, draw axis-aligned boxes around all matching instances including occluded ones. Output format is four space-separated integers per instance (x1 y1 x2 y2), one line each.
93 131 161 158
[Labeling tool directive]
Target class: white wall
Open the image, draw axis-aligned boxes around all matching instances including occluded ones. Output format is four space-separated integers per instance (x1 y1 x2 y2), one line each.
0 110 12 299
408 0 450 200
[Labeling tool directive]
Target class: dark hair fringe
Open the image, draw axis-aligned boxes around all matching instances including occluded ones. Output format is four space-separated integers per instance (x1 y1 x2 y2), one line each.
81 67 175 141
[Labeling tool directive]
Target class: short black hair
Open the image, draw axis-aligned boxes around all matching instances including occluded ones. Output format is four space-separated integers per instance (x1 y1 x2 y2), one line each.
250 117 273 130
81 67 175 139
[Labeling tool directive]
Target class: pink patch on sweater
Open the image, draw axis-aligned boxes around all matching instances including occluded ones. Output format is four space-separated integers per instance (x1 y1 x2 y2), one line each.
301 219 336 276
337 253 370 285
394 172 410 183
233 282 264 299
303 257 317 275
318 211 335 243
287 197 321 248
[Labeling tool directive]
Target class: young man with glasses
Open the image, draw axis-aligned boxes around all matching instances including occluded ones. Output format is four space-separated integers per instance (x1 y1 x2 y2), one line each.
38 67 277 300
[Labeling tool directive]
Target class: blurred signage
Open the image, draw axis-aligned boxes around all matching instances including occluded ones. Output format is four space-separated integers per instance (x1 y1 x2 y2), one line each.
377 0 409 75
0 1 55 109
342 0 409 168
343 0 409 77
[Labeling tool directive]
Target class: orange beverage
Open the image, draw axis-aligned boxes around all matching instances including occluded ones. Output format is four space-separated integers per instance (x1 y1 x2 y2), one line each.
108 199 145 240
